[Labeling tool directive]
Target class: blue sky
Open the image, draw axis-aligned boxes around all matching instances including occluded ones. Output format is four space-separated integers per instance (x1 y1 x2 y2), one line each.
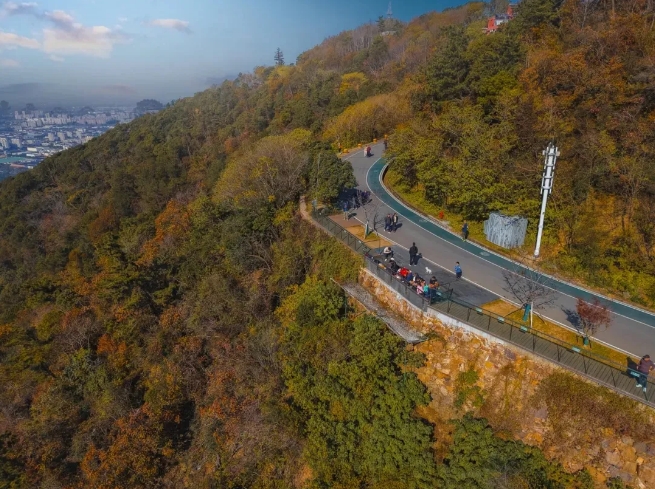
0 0 468 107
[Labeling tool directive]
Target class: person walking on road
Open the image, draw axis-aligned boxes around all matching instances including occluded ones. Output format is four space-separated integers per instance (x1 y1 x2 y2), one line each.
454 262 463 280
409 242 419 265
384 214 391 232
636 354 654 392
462 221 469 241
392 213 398 232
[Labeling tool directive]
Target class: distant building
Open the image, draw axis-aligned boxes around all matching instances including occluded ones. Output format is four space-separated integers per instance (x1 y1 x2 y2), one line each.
485 4 517 33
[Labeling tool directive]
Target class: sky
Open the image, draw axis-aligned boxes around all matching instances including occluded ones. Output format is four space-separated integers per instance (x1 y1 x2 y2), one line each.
0 0 468 108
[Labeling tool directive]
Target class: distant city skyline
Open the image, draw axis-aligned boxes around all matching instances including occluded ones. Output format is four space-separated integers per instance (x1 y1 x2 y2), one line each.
0 0 468 106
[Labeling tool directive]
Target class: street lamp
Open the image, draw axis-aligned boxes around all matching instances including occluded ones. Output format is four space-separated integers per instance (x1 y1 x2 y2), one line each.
534 142 559 258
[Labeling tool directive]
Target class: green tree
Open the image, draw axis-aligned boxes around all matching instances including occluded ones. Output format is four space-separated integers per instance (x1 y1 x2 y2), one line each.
308 150 357 203
377 15 386 32
278 278 437 488
274 47 285 66
437 415 594 489
423 26 471 110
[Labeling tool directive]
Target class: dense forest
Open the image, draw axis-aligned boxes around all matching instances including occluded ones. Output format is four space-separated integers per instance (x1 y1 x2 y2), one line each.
0 0 647 487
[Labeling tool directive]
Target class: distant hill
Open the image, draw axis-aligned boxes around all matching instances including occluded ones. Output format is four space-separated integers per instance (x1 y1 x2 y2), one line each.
134 98 164 115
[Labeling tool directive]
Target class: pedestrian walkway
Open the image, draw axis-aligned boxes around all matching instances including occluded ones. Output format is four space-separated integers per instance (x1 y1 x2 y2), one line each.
308 204 655 408
344 143 655 358
368 158 655 328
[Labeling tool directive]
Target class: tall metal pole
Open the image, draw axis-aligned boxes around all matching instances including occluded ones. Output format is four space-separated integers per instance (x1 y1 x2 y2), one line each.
534 142 559 257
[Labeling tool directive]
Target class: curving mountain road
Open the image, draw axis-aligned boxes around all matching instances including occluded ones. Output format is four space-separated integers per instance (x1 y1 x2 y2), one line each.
344 142 655 358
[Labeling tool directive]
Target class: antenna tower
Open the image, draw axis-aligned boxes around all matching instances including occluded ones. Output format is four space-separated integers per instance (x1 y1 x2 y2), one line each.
387 1 393 19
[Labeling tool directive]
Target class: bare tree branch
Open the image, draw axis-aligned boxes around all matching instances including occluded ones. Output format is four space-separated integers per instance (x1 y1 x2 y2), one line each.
501 253 556 312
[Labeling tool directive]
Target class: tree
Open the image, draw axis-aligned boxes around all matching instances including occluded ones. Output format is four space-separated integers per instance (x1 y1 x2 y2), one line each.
502 260 556 321
274 47 285 66
422 26 470 109
575 297 611 345
339 72 368 96
437 415 594 488
309 151 357 204
377 15 386 32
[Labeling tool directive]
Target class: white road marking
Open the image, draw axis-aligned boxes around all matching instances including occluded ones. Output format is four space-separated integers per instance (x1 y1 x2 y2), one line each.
346 153 643 357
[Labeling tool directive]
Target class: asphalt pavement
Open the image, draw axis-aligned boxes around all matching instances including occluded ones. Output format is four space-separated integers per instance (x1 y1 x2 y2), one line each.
344 142 655 358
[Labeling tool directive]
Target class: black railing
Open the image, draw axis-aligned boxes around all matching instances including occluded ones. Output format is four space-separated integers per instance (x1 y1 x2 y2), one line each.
312 208 372 256
311 210 655 407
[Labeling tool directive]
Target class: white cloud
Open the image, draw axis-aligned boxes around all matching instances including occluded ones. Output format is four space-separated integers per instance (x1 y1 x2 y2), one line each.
0 58 19 67
0 31 40 49
0 2 38 18
118 17 128 23
148 18 191 33
1 5 129 58
49 54 64 62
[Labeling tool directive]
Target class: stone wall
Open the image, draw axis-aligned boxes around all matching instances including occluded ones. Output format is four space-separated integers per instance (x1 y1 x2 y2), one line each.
359 269 655 488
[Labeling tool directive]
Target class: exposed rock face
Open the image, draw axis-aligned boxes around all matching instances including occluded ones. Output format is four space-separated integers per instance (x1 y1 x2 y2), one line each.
359 269 655 488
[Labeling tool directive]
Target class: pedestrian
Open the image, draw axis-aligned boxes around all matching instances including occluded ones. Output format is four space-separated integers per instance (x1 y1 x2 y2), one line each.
462 221 469 241
636 354 654 392
392 213 398 232
382 246 394 261
384 139 388 150
409 242 418 265
343 201 349 221
384 214 391 232
454 262 462 280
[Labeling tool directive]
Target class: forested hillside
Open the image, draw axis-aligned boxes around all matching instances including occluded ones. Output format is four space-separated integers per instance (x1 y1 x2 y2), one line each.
0 0 643 487
382 0 655 306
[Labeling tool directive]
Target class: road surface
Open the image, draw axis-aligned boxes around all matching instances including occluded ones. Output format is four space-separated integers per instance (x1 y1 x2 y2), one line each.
344 142 655 358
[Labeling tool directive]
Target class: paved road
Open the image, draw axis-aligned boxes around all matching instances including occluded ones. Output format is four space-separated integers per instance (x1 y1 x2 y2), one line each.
344 142 655 358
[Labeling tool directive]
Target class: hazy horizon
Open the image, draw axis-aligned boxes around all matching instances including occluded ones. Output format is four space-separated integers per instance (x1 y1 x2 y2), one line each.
0 0 469 108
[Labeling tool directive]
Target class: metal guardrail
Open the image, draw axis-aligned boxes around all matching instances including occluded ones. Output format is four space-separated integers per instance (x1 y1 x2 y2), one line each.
312 208 372 256
311 210 655 407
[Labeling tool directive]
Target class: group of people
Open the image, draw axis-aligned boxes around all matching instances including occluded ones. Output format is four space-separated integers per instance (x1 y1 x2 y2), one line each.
342 189 371 218
384 213 399 232
387 257 440 299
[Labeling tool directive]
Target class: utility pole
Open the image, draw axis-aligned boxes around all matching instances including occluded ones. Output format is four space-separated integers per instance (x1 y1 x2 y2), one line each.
534 142 559 257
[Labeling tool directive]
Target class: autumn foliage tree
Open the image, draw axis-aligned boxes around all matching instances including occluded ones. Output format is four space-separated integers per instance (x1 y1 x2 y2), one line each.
323 93 410 147
576 297 612 344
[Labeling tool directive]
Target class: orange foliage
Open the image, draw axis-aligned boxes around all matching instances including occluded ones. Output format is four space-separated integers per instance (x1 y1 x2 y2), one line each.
80 407 169 488
137 200 190 266
88 205 118 244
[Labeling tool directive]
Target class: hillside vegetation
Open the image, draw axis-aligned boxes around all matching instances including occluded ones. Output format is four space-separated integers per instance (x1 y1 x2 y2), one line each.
0 1 642 487
382 0 655 306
